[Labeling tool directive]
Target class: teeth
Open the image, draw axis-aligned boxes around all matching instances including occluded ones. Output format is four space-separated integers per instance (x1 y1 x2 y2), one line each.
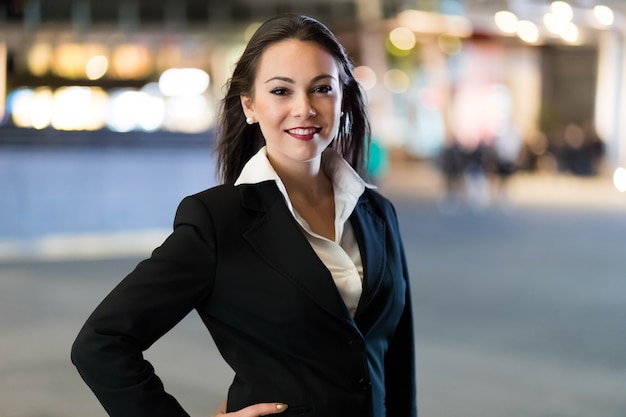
289 128 317 135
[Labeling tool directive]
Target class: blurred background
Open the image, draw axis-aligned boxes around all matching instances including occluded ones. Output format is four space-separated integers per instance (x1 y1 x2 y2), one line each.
0 1 625 416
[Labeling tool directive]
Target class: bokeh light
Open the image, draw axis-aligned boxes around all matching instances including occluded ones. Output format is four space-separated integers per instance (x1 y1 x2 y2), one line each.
544 13 566 35
30 87 53 129
106 89 165 132
594 5 614 26
27 43 53 76
163 94 214 133
613 167 626 192
51 86 107 131
52 43 87 79
551 1 573 21
86 55 109 80
354 66 377 91
438 34 462 55
389 27 416 51
110 44 152 79
383 69 410 94
560 21 579 43
8 88 37 128
158 68 210 96
517 20 540 43
494 11 518 34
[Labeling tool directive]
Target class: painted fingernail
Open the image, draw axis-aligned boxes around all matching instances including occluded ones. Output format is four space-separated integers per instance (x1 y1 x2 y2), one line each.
276 403 288 412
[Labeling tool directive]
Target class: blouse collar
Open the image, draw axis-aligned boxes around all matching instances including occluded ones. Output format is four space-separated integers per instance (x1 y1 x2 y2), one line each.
235 146 375 241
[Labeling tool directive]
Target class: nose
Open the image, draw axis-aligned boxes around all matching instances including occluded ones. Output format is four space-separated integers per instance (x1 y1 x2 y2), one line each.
293 93 316 118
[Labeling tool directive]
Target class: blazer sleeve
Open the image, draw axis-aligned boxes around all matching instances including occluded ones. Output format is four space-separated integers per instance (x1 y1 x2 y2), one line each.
384 203 418 417
71 195 216 417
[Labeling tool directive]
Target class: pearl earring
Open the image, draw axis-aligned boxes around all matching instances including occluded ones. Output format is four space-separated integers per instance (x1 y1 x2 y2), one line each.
246 117 254 125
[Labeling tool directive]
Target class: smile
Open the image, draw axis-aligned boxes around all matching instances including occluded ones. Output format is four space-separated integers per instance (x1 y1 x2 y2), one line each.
286 127 321 141
287 127 320 135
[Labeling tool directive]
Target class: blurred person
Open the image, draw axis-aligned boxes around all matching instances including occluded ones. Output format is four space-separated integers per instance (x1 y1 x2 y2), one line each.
438 136 465 214
582 120 606 176
491 125 522 207
518 129 548 172
71 14 416 417
462 139 494 212
562 123 594 176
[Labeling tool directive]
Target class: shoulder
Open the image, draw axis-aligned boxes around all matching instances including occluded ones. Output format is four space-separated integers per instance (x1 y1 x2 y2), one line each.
171 184 235 230
189 181 280 209
172 181 282 242
176 183 236 213
187 183 237 205
361 188 398 216
176 181 281 222
359 188 403 232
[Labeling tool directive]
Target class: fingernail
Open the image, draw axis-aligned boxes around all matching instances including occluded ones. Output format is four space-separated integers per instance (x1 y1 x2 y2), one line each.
276 403 288 412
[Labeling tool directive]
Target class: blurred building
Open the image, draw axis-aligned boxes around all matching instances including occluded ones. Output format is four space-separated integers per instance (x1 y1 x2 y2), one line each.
1 0 625 174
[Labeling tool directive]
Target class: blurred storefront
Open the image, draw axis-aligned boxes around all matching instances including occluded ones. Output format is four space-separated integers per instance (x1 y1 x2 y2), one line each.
1 0 625 178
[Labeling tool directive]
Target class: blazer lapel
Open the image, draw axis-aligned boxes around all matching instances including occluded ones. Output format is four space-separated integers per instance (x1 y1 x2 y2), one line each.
240 182 353 325
351 195 387 317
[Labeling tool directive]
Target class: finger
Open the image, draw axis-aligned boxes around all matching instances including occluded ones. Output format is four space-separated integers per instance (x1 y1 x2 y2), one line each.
237 402 288 417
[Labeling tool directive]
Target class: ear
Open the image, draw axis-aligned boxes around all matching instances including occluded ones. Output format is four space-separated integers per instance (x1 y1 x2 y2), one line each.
240 94 254 118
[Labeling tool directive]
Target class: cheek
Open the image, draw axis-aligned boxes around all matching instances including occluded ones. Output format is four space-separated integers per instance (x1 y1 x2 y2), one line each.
319 97 342 118
333 95 343 120
256 107 289 141
256 100 287 124
332 100 344 125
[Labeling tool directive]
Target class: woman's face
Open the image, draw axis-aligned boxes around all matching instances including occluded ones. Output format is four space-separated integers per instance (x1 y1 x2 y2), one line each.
241 39 343 170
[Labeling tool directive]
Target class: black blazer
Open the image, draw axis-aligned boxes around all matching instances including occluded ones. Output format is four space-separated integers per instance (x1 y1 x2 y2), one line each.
71 180 416 417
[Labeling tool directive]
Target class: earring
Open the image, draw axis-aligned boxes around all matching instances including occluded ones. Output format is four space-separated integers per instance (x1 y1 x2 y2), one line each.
246 117 254 125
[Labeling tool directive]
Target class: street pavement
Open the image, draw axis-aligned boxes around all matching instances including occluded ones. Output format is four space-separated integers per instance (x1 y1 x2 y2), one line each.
1 159 626 417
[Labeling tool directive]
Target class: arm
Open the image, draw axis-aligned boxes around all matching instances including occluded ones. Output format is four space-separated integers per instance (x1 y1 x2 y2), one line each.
71 196 216 417
384 204 418 417
384 283 417 417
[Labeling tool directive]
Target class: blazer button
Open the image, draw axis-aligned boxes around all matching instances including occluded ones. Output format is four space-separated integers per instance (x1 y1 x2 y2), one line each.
358 378 371 392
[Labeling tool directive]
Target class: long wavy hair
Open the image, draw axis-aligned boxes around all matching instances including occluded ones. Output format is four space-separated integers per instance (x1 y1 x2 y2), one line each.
215 14 371 183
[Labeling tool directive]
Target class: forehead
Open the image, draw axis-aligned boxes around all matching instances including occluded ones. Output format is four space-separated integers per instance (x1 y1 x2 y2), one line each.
256 39 340 80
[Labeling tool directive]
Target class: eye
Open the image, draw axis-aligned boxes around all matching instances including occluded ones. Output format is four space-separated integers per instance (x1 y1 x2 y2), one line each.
270 87 290 96
313 85 333 94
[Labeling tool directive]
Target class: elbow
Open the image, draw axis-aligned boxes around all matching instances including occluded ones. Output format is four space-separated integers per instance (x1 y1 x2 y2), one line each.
71 325 99 375
70 327 88 369
71 325 113 384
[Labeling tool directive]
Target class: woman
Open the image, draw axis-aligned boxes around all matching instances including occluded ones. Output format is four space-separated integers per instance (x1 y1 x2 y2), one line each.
71 14 416 417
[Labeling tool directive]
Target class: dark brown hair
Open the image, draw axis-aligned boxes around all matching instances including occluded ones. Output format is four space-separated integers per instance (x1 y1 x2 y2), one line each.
215 14 371 183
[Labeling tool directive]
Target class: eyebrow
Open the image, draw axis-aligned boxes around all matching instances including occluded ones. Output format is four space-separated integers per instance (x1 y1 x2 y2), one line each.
264 74 336 84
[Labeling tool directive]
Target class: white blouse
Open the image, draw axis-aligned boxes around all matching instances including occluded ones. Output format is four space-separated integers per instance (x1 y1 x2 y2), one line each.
235 146 375 317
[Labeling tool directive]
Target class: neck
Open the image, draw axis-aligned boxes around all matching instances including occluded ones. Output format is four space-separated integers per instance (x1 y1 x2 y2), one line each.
268 155 331 201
